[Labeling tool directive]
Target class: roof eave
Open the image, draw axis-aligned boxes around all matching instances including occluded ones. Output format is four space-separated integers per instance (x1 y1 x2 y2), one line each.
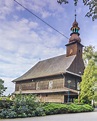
12 72 66 82
65 41 84 47
66 70 82 77
13 87 78 94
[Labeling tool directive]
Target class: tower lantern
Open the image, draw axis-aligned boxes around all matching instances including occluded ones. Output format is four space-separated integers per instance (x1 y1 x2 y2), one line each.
69 14 81 43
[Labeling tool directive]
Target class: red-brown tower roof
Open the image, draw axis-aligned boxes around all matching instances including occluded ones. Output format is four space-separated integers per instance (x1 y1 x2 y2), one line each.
69 17 81 43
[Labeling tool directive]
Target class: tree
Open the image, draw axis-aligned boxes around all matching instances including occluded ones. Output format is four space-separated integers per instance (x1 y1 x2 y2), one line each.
0 79 7 96
82 45 97 66
82 45 97 104
57 0 97 20
83 45 95 65
94 51 97 63
80 60 97 104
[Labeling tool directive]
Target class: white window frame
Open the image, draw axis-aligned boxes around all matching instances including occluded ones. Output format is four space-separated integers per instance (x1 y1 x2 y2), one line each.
36 82 39 90
49 81 53 89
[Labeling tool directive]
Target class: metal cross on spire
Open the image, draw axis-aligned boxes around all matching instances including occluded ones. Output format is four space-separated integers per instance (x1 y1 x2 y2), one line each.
75 9 77 21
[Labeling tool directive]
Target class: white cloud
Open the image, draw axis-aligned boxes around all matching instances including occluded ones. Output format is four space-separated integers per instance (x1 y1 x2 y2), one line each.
0 14 65 95
0 0 14 19
14 0 65 18
0 0 63 20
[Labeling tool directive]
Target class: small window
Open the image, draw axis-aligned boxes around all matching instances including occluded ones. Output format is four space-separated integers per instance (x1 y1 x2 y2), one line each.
49 81 53 89
36 82 39 90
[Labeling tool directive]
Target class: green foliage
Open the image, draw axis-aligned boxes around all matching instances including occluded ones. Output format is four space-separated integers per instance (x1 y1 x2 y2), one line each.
0 109 17 118
83 45 95 64
57 0 97 20
80 60 97 104
67 104 93 113
43 103 68 115
43 103 94 115
57 0 78 6
0 79 7 96
83 45 97 66
0 94 45 119
57 0 68 5
0 99 13 109
35 107 45 116
95 101 97 107
74 99 79 104
13 94 37 110
84 0 97 21
94 83 97 102
82 45 97 103
0 99 14 118
12 94 45 118
0 96 94 119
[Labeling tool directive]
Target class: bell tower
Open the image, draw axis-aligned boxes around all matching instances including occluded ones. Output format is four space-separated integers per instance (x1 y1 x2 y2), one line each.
66 14 83 57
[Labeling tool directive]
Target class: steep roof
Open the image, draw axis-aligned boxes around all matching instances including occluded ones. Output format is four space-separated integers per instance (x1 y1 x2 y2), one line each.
13 54 76 82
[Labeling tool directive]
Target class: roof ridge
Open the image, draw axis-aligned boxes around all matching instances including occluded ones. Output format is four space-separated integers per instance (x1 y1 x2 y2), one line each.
39 54 66 62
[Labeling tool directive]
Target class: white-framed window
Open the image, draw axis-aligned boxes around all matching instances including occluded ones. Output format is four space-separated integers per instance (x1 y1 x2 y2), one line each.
49 81 53 89
36 82 39 90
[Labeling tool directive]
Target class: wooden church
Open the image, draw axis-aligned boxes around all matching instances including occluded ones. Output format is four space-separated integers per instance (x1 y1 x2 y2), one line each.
13 18 84 103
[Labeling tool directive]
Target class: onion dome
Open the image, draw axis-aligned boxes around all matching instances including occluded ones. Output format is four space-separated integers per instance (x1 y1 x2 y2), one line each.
69 18 81 43
72 19 78 27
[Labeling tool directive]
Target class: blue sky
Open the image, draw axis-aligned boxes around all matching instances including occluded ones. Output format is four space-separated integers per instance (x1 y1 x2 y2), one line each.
0 0 97 95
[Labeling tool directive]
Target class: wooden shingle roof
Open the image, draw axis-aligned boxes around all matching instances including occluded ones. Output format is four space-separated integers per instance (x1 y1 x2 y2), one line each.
13 54 76 82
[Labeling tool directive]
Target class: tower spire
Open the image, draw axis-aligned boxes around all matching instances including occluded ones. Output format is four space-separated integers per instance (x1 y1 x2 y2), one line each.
75 9 77 21
69 9 81 43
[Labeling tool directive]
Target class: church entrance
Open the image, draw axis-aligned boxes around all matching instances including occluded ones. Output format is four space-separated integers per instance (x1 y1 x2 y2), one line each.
64 95 78 103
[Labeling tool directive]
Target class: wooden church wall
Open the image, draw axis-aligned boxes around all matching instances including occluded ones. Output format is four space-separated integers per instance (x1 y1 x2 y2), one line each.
67 56 84 76
38 94 64 103
15 75 65 92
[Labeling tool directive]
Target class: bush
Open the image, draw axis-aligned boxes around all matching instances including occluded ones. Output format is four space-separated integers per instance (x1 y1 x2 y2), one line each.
74 99 79 104
0 100 13 109
0 109 17 118
0 95 94 119
0 94 42 119
43 103 94 115
35 107 45 116
68 103 94 113
82 104 94 112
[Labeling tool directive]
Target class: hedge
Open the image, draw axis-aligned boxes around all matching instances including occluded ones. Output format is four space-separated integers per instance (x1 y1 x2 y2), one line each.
43 103 94 115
